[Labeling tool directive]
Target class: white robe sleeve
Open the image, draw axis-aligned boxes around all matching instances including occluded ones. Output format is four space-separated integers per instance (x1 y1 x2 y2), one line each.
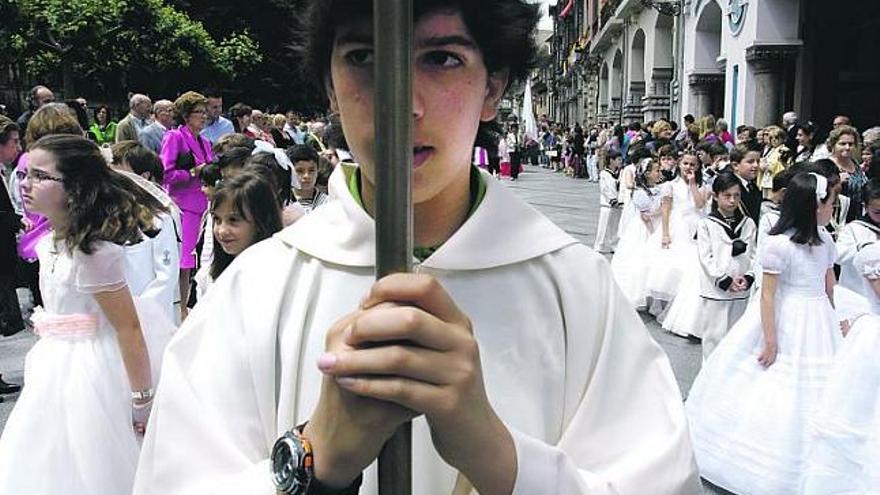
133 240 290 495
510 247 702 495
139 214 180 314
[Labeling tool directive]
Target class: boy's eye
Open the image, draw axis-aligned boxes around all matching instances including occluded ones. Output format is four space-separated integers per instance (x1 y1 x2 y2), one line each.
345 49 374 66
421 51 464 69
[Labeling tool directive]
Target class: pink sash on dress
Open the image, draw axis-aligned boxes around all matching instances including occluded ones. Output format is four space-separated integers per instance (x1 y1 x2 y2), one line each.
31 308 98 338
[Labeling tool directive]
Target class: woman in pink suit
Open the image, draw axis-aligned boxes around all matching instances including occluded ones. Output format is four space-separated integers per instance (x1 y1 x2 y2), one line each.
160 91 214 319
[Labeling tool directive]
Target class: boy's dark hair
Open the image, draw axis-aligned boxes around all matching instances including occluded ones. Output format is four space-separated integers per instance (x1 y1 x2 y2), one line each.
603 149 621 169
0 115 19 145
245 152 294 205
707 142 728 159
657 144 676 158
628 121 642 132
772 167 795 192
199 163 222 188
729 142 761 163
627 141 652 165
712 171 742 195
863 178 880 204
769 172 828 245
683 114 695 124
216 146 252 172
322 114 349 151
210 172 283 279
287 143 320 165
123 143 164 184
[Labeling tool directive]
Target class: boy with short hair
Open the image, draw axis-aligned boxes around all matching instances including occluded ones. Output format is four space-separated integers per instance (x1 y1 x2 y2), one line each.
730 143 763 225
287 144 329 213
134 2 701 494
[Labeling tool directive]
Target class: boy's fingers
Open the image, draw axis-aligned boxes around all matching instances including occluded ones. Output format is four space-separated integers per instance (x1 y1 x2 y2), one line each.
360 273 471 329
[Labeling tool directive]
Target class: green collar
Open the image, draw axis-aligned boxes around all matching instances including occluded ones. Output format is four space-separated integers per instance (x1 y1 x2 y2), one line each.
345 164 487 261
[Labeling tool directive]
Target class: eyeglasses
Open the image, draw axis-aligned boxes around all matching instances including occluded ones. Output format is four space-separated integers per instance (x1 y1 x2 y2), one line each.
17 169 64 184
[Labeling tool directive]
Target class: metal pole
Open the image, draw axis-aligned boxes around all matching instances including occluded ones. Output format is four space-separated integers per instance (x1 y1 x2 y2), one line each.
374 1 413 495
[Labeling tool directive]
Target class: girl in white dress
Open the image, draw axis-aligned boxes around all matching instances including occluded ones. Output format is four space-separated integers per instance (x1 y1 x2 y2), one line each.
614 159 638 242
696 172 757 359
0 135 156 494
648 150 709 305
686 171 843 495
800 242 880 494
611 158 664 309
593 149 622 254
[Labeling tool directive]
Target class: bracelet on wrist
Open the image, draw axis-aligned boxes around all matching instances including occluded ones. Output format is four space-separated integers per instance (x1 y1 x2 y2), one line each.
131 388 154 402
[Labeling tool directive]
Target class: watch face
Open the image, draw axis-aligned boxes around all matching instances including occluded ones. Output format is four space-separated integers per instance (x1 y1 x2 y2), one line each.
271 436 301 491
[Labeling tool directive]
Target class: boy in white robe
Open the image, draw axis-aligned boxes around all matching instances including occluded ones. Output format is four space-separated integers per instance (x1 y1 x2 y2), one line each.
133 2 701 494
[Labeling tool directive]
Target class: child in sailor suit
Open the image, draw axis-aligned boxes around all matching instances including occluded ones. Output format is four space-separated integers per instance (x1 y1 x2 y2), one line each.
697 173 757 359
593 150 622 254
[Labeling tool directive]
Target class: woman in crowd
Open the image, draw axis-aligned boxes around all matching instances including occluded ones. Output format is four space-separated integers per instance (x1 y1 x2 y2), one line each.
0 135 156 494
230 103 255 139
159 91 214 320
89 105 117 146
794 122 815 163
687 172 842 495
829 125 868 222
758 125 789 199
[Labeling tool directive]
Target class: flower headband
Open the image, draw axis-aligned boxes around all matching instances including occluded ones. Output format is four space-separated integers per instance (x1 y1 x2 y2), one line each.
808 172 828 202
252 139 300 188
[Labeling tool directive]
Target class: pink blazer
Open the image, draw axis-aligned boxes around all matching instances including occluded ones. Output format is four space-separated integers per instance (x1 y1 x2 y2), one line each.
160 126 214 214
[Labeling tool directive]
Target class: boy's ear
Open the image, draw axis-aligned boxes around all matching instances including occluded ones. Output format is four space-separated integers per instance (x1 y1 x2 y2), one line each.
481 69 510 122
325 74 339 113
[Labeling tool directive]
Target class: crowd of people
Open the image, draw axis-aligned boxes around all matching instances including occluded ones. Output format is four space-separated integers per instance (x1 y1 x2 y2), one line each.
518 110 879 494
0 0 879 493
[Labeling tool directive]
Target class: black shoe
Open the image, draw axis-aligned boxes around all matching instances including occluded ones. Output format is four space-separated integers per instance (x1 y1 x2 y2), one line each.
0 375 21 395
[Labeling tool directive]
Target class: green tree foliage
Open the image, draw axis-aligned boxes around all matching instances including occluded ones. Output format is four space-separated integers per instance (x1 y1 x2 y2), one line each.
2 0 261 100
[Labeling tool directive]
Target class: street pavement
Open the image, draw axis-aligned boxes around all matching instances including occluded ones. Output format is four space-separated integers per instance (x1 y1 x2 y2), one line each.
0 164 729 493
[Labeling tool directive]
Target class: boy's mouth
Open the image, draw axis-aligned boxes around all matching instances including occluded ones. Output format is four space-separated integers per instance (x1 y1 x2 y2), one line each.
413 146 434 168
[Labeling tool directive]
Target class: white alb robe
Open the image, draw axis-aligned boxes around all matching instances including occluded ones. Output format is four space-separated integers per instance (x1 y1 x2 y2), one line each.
133 166 701 495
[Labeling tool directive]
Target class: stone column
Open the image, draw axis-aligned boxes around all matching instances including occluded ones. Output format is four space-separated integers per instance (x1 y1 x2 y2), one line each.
746 45 799 128
643 67 673 121
688 73 724 118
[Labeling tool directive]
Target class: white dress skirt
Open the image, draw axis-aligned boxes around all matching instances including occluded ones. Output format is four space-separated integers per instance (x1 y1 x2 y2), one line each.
611 188 663 309
0 238 170 494
800 313 880 494
646 179 705 302
686 231 843 495
659 260 704 338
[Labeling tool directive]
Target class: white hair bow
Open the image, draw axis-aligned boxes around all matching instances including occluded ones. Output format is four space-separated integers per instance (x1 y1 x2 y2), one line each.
808 172 828 202
252 139 300 188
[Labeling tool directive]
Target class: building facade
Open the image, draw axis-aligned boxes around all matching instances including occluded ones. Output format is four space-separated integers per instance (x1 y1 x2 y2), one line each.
546 0 880 132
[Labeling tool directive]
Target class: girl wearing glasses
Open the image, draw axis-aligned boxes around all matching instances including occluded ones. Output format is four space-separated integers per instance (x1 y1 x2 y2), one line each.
0 135 165 494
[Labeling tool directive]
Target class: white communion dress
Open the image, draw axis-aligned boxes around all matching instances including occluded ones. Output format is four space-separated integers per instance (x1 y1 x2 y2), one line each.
800 242 880 494
0 239 145 494
686 229 843 495
611 186 663 309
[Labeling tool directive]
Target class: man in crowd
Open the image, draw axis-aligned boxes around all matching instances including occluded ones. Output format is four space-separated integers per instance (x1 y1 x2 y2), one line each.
116 93 152 143
284 111 306 145
16 85 54 142
782 111 799 152
201 89 235 144
139 100 175 154
0 115 24 399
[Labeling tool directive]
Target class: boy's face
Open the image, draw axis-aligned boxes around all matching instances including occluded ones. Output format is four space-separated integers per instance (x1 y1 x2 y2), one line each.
733 151 760 181
715 185 741 215
327 9 507 205
660 155 676 171
866 198 880 224
294 159 318 192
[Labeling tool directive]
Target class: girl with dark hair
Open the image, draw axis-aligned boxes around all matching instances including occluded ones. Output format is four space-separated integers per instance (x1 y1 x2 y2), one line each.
0 135 166 494
89 104 117 146
244 148 306 226
647 150 709 306
611 158 665 309
687 171 843 495
135 1 700 493
193 172 282 300
695 172 757 358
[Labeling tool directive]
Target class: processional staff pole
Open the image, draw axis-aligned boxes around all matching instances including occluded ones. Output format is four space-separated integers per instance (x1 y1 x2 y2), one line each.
374 1 414 495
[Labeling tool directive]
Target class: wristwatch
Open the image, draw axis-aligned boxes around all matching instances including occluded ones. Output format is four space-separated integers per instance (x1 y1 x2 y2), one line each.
270 426 362 495
271 428 313 494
